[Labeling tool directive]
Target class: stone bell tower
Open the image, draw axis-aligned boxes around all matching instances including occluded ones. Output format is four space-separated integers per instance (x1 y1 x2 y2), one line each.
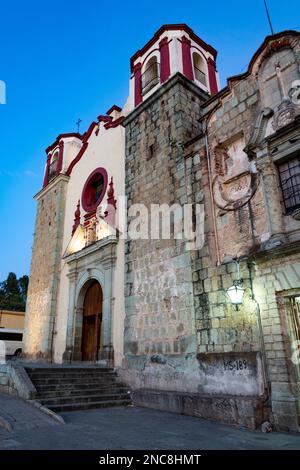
128 23 219 110
24 133 82 359
122 25 219 393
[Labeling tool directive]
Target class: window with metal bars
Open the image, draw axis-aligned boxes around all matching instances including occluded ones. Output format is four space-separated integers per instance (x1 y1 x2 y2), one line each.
48 151 59 181
141 57 160 94
192 52 207 87
278 155 300 214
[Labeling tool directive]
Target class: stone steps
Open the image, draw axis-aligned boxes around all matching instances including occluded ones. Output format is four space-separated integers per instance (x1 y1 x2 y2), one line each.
36 386 129 398
30 377 117 386
26 367 113 373
46 399 132 413
26 367 132 413
39 392 131 406
27 370 116 379
34 382 125 392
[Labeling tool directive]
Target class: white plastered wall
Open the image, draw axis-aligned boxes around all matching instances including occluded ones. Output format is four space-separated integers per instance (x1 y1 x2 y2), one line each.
53 123 125 366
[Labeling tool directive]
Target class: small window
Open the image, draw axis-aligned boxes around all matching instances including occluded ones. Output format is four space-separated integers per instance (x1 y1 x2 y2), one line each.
92 174 104 204
278 155 300 214
48 151 59 181
141 56 160 94
192 52 207 87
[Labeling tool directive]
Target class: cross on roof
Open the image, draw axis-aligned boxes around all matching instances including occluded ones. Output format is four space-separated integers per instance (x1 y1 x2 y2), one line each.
76 118 82 133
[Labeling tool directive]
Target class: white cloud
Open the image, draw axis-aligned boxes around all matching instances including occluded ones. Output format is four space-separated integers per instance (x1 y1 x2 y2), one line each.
24 170 38 177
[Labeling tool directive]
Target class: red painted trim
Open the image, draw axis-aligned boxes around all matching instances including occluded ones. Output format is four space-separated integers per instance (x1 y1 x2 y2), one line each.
97 115 113 123
83 211 96 226
207 57 218 96
66 114 122 176
81 167 108 214
66 122 97 176
181 36 194 81
46 133 82 154
104 116 125 129
106 105 122 116
43 155 51 188
56 140 64 175
141 48 160 69
105 177 117 227
66 142 88 176
82 121 98 141
133 62 143 107
130 24 217 72
159 37 171 83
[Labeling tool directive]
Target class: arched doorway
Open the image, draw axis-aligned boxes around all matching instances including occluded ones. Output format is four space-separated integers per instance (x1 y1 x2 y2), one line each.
81 280 103 361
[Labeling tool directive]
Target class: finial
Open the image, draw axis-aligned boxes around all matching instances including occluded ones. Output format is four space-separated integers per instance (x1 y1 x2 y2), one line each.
107 177 114 198
72 199 81 235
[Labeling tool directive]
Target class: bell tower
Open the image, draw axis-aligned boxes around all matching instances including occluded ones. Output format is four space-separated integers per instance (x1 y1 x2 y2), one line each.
122 25 218 394
24 133 82 360
128 24 219 110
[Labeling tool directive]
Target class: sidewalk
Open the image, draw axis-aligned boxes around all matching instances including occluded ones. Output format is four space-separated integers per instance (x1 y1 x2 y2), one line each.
0 393 60 435
0 393 300 450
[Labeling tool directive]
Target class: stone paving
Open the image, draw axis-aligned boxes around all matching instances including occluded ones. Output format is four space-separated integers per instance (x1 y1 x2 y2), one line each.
0 393 300 449
0 393 60 434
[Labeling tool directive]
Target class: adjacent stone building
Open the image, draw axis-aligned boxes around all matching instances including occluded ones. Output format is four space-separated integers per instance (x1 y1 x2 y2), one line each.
24 24 300 431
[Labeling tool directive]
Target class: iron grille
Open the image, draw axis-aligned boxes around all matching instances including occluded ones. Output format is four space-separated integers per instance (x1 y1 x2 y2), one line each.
48 163 57 180
141 61 160 94
194 66 207 86
278 156 300 213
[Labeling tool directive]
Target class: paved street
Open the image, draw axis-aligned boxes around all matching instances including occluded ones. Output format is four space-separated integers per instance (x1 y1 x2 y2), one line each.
0 393 300 449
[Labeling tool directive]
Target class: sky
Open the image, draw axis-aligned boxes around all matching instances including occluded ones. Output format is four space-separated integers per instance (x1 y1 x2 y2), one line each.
0 0 299 281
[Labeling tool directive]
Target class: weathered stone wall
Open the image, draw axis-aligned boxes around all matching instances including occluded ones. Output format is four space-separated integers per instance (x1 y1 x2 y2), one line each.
183 142 262 358
184 35 300 430
122 34 300 431
253 251 300 430
0 363 36 399
122 74 208 391
24 176 68 359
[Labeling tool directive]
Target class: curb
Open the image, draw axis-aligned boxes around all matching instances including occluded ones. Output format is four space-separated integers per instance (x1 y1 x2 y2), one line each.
28 400 65 425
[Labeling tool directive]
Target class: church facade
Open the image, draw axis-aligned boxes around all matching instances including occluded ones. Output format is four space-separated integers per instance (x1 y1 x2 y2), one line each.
24 24 300 431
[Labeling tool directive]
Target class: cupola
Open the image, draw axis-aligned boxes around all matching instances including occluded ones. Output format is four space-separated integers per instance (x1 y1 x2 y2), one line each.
129 24 219 109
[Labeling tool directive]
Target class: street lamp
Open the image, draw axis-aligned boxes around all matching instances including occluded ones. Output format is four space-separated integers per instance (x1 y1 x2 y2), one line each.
226 260 245 309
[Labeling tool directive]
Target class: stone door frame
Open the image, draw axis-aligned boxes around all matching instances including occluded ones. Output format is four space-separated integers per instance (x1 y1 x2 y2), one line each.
63 236 117 366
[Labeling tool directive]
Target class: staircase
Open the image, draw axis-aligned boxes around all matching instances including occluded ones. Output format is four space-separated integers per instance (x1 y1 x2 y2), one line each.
26 367 132 413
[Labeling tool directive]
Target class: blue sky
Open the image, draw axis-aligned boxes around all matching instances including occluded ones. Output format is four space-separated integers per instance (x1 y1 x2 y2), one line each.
0 0 299 280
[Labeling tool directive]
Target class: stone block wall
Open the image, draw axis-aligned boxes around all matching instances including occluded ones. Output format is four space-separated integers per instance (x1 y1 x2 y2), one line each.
0 363 36 399
121 35 300 430
253 251 300 430
181 35 300 430
24 176 68 359
122 74 208 391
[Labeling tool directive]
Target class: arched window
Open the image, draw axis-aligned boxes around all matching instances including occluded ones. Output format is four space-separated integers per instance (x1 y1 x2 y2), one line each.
141 56 159 94
192 52 207 87
48 151 59 181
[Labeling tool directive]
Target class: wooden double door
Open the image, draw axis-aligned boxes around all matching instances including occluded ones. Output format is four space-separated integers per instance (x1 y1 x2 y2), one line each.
81 281 103 361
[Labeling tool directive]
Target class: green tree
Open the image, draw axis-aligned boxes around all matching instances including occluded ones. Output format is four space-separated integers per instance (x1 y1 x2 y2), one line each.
0 272 29 311
18 275 29 303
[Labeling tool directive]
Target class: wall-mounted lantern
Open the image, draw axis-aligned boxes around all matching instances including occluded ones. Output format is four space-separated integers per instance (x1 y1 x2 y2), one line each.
226 260 245 310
